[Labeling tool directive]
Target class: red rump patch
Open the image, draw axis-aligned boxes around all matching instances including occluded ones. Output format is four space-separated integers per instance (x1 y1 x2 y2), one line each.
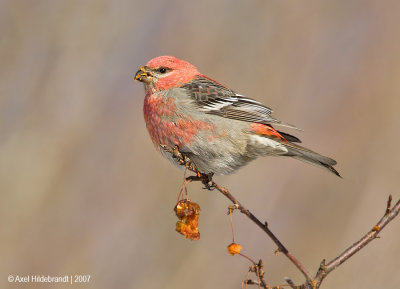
249 123 288 142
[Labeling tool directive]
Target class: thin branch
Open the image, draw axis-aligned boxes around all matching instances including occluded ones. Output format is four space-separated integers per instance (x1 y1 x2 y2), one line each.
211 181 313 285
164 145 400 289
283 277 297 289
313 195 400 288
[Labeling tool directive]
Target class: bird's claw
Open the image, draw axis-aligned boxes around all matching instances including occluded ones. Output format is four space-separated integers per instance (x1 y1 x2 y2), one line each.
200 173 215 190
202 181 215 191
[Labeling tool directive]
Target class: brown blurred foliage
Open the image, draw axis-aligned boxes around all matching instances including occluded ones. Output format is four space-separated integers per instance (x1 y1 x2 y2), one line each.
1 1 399 288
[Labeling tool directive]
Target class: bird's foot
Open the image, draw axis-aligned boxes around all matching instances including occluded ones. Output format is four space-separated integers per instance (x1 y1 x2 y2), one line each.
185 172 215 190
199 172 215 190
160 144 215 190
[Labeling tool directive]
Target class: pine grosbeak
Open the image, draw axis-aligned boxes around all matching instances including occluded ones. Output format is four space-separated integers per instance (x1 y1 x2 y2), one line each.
135 56 340 177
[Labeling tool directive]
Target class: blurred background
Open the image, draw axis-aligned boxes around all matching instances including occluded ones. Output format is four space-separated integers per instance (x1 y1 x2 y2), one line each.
1 1 400 288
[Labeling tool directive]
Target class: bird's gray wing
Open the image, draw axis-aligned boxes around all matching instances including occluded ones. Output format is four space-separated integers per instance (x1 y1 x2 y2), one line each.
181 76 299 129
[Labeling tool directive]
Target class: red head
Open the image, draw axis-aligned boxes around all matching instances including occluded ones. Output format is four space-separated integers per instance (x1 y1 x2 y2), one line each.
135 56 200 91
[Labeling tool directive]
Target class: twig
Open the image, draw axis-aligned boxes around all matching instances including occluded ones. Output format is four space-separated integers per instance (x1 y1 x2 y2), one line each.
312 194 400 288
211 181 313 285
164 145 400 289
164 145 312 285
283 277 297 289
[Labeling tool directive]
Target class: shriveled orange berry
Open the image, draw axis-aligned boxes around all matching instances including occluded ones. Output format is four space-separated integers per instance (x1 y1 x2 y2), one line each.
174 199 201 241
227 243 242 255
176 220 200 240
176 220 186 232
174 199 200 219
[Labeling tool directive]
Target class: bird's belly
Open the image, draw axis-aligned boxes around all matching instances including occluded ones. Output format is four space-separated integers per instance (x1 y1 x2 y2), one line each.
178 122 255 175
188 151 254 175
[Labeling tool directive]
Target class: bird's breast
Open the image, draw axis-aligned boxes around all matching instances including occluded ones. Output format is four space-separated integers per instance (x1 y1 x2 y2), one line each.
143 92 215 150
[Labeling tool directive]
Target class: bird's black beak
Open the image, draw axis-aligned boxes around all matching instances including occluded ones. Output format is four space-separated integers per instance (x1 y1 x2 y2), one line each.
134 66 154 84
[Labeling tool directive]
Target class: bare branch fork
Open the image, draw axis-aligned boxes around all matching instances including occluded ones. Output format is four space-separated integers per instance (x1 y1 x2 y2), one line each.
162 145 400 289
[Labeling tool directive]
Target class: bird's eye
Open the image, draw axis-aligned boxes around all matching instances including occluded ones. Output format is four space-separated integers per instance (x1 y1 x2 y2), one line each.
159 67 167 74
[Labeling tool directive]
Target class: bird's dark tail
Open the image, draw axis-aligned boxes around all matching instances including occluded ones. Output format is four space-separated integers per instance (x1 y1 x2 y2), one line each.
284 142 341 177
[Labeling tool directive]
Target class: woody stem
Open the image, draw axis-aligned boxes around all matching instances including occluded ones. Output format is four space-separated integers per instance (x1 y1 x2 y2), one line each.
210 181 313 285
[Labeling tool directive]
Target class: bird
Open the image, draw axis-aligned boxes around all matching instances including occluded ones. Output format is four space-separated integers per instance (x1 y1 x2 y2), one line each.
135 56 340 177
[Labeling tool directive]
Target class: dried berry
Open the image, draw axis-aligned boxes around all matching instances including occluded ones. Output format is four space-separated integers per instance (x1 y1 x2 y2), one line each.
174 199 200 240
227 243 242 255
